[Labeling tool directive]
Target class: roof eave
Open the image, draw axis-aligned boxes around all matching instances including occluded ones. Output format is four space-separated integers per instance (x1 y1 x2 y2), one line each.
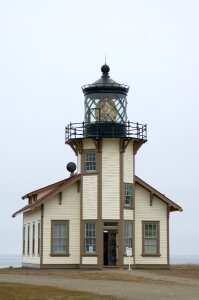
135 175 183 212
13 174 81 217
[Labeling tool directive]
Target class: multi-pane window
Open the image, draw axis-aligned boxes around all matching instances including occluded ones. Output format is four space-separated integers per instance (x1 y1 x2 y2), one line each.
27 225 30 255
85 151 96 172
124 222 132 252
84 223 96 253
32 223 35 255
51 221 69 254
143 222 159 255
124 184 132 207
23 225 25 255
38 223 40 255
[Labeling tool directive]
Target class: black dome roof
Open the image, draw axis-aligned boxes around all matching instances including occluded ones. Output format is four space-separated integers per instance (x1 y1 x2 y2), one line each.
82 64 129 95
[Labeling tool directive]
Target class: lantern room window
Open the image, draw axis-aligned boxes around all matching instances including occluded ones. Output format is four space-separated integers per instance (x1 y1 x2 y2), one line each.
84 93 127 124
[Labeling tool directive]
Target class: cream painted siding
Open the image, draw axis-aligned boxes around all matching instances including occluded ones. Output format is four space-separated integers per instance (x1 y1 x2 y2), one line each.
102 139 120 219
123 141 134 183
124 256 134 265
135 184 168 264
124 209 134 220
83 175 97 219
82 256 98 264
83 139 95 149
22 207 41 265
77 153 81 173
42 183 80 265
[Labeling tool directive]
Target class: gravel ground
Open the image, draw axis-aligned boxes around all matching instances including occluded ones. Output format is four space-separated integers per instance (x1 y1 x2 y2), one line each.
0 268 199 300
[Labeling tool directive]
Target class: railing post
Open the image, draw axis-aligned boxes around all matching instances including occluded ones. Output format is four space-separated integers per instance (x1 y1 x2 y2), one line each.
127 121 130 137
136 122 139 139
83 121 85 137
145 124 147 140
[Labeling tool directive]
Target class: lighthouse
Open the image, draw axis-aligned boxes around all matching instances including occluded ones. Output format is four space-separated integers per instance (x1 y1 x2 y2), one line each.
65 64 147 266
13 64 182 269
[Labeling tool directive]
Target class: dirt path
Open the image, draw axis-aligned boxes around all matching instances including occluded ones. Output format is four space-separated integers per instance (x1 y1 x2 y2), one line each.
0 269 199 300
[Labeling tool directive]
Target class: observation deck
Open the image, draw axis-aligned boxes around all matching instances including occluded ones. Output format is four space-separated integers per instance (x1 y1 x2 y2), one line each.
65 121 147 143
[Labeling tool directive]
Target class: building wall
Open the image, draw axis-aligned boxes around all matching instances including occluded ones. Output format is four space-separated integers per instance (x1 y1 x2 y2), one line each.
77 153 81 173
123 141 134 183
82 175 98 219
83 139 96 150
124 256 134 265
42 183 80 265
124 209 134 220
82 256 98 264
22 207 41 266
134 184 168 265
102 139 120 219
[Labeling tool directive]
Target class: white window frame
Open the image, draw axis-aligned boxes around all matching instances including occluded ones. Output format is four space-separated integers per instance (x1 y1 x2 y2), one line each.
124 183 133 207
85 151 96 172
32 223 35 255
124 222 133 253
142 221 160 256
51 220 69 255
38 222 40 255
84 222 96 253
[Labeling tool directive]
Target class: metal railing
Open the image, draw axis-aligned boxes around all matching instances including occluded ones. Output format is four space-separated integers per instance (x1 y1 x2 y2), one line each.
65 121 147 142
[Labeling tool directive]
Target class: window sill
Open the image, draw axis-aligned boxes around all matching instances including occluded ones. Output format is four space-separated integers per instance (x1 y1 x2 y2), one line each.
83 172 98 175
81 253 98 256
141 254 161 257
124 206 134 210
50 253 70 257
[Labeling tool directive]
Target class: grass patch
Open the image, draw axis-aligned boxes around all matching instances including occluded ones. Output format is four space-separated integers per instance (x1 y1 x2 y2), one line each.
0 282 116 300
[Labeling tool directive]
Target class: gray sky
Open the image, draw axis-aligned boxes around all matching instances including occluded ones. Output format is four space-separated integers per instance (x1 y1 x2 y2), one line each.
0 0 198 256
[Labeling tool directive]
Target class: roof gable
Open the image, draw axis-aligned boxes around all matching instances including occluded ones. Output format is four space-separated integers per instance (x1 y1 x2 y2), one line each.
22 178 70 199
13 173 182 218
12 174 80 217
135 176 183 212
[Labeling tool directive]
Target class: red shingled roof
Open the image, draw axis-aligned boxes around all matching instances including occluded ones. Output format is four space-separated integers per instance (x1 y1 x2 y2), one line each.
12 174 182 218
12 174 80 217
135 175 183 212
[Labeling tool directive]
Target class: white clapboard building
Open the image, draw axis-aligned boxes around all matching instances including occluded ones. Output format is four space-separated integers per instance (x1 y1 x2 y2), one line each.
13 64 182 269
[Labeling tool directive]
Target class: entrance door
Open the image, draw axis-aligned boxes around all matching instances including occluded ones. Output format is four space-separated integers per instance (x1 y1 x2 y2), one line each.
103 230 117 266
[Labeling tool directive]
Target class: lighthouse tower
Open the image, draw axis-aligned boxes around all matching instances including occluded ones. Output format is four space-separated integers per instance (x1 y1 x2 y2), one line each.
65 64 147 266
13 63 182 269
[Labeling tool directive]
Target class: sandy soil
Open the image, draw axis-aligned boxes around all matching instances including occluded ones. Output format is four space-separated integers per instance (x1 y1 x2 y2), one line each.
0 266 199 300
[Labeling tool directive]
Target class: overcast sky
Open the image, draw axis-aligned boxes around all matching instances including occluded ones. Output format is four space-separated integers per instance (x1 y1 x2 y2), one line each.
0 0 198 256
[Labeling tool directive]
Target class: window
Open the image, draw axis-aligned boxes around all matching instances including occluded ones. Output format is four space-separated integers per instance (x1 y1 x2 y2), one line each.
51 221 69 255
85 151 96 172
23 225 25 255
32 223 35 255
38 222 40 255
124 222 132 252
124 184 132 207
27 225 30 255
143 222 159 255
84 222 96 253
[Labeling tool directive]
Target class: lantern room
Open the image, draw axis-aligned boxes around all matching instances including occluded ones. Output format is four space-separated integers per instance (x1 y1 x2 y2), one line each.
82 64 129 137
65 64 147 142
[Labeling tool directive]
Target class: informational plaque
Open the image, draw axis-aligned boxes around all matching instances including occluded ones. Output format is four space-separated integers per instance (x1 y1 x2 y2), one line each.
126 247 132 256
126 247 132 270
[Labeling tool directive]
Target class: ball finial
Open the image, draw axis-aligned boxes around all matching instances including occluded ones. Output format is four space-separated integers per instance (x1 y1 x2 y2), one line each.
101 64 110 75
66 162 76 174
